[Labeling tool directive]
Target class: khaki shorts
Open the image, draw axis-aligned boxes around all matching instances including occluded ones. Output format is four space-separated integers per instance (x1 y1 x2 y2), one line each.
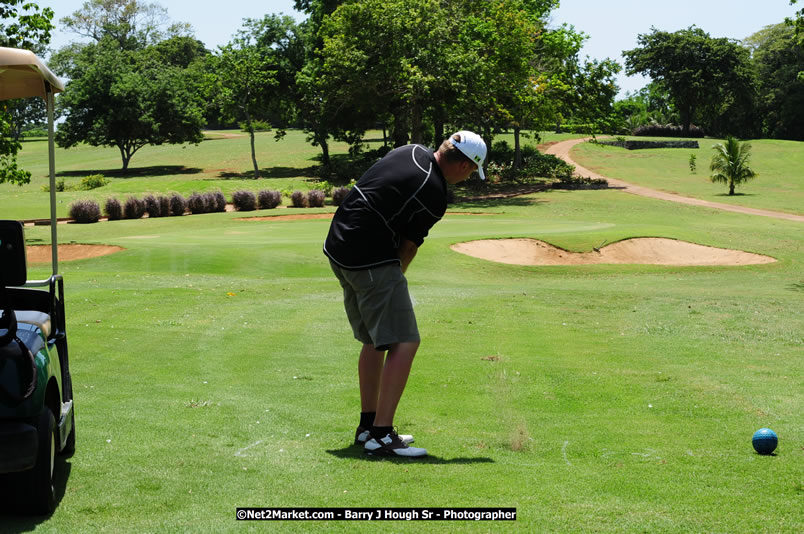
330 261 420 351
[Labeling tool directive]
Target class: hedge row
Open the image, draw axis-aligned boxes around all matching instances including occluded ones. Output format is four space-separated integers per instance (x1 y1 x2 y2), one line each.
67 187 353 224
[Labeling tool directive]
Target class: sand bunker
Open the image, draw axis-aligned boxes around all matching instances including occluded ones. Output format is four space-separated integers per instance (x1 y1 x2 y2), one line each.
27 244 125 264
451 238 776 266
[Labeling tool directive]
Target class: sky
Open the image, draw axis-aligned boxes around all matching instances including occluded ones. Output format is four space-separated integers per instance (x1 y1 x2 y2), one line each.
44 0 802 98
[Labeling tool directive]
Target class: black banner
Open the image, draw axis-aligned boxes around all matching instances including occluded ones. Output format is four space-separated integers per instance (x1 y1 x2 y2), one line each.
236 507 516 521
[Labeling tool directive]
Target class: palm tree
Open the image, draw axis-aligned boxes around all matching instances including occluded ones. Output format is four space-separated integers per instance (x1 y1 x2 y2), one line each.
709 137 758 195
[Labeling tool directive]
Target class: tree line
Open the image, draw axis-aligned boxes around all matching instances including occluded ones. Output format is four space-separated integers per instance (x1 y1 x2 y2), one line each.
1 0 803 184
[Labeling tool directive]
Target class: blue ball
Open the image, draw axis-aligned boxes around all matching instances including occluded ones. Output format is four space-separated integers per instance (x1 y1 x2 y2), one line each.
752 428 778 455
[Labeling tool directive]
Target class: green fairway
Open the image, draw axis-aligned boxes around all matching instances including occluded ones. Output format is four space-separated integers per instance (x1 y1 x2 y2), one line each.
1 130 579 221
2 130 343 220
569 137 804 216
3 176 802 531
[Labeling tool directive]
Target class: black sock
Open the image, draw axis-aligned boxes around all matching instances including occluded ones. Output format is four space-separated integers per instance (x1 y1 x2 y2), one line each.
360 412 375 429
370 425 393 439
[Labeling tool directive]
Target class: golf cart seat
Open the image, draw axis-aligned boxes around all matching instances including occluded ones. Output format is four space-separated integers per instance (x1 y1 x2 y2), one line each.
15 311 52 339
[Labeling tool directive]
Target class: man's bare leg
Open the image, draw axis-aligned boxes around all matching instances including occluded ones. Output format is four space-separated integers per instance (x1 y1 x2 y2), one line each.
373 341 419 427
358 344 384 412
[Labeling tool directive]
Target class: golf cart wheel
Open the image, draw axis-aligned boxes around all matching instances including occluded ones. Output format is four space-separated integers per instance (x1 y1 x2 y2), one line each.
25 409 56 514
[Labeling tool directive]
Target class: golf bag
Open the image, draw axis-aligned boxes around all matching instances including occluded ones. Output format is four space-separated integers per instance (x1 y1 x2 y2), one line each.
0 222 38 405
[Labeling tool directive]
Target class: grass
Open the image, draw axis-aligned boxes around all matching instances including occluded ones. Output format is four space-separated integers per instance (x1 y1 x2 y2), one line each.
569 137 804 216
1 132 803 532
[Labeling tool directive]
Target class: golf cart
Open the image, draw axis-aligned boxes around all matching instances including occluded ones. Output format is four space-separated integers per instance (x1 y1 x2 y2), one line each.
0 47 75 515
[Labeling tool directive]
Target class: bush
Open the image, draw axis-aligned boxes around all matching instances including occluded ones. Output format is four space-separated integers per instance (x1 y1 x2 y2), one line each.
232 190 257 211
551 176 609 190
290 190 308 208
331 186 350 206
69 199 101 224
123 196 145 219
21 127 47 138
79 174 109 190
187 192 209 214
105 197 122 221
258 190 282 209
158 195 171 217
632 123 704 138
239 119 271 132
41 178 66 192
307 189 326 208
169 193 186 216
210 191 227 212
143 194 161 218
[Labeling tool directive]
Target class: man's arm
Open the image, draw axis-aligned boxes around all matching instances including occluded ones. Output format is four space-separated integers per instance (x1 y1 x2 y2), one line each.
397 239 418 273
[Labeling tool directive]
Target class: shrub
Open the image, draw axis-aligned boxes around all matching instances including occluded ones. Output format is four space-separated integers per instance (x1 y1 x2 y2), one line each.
521 152 575 180
331 186 350 206
307 189 326 208
239 119 271 132
187 192 209 214
169 193 186 216
79 174 109 190
232 190 257 211
143 194 161 218
21 127 47 138
632 123 704 138
41 178 66 192
69 199 101 224
123 196 145 219
258 190 282 209
158 195 171 217
104 197 122 221
290 190 308 208
551 176 608 190
210 191 227 212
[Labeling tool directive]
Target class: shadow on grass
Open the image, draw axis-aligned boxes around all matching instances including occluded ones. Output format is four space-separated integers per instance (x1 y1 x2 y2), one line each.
787 281 804 292
326 446 494 465
57 165 203 179
453 196 549 210
217 166 319 180
714 192 755 197
0 457 72 530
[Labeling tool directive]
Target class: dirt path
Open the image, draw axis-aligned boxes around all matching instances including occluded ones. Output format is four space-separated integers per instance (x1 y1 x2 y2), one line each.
545 138 804 223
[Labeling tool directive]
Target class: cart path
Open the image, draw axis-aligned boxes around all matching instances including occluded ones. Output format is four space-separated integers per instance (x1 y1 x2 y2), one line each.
545 138 804 223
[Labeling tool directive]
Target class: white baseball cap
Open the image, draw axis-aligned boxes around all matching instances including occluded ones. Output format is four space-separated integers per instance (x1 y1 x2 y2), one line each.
452 130 487 180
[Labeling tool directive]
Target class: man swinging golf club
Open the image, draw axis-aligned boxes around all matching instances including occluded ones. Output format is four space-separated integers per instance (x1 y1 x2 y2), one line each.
324 131 486 457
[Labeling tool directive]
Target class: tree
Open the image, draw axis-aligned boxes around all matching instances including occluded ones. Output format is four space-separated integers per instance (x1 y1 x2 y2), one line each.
614 82 679 132
319 0 454 147
745 23 804 140
789 0 804 48
450 0 554 159
0 0 54 185
563 57 621 134
242 15 304 131
0 0 53 49
56 38 205 170
206 37 278 178
709 137 757 196
623 26 755 136
60 0 192 50
293 0 344 167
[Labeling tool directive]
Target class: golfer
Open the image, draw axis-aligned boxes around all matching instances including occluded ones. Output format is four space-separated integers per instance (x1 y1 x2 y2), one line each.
324 131 487 457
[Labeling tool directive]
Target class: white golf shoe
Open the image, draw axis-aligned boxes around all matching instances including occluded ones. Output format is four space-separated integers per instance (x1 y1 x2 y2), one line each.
364 429 427 457
354 426 413 446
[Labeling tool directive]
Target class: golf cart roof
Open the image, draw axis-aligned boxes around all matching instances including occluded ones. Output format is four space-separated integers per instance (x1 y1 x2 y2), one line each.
0 47 64 101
